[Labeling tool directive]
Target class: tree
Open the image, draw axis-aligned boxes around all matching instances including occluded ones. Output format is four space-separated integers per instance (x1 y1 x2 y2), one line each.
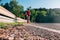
0 0 2 2
4 0 24 18
3 0 24 22
41 11 47 16
35 10 47 23
10 0 23 16
4 3 11 11
30 9 37 22
3 0 60 23
0 0 2 5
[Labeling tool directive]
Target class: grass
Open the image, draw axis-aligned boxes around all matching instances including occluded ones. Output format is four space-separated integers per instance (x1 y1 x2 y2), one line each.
0 22 5 28
0 22 25 29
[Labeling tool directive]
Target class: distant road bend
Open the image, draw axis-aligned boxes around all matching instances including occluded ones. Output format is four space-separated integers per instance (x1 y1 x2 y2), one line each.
24 23 60 34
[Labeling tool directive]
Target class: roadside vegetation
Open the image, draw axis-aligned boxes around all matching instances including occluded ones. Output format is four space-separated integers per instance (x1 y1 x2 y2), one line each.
1 0 60 23
0 22 24 29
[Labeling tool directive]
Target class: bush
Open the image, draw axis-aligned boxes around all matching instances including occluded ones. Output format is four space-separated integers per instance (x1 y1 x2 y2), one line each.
0 22 5 28
0 22 24 29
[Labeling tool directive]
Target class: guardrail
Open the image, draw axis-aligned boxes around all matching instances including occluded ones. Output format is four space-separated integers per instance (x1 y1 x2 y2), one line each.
0 13 15 19
0 15 15 22
0 6 15 18
0 6 26 22
0 13 26 22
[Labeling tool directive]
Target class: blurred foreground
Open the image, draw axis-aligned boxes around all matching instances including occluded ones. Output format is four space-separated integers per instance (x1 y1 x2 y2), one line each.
0 23 60 40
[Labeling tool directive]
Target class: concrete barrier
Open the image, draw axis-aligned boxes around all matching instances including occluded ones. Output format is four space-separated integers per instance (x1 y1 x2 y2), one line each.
0 15 14 22
0 6 15 18
0 6 27 22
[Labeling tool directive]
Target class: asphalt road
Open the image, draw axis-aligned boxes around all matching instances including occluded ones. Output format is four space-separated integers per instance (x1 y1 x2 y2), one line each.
31 23 60 30
24 23 60 34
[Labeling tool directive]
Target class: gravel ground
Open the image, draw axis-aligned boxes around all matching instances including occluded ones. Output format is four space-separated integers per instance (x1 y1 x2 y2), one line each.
0 23 60 40
26 24 60 40
0 25 47 40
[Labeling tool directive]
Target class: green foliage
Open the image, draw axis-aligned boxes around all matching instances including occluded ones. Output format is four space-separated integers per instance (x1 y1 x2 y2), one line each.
0 22 5 28
10 0 24 17
0 0 1 1
4 3 11 11
41 11 47 16
29 8 55 23
0 0 2 2
0 22 24 29
0 0 2 5
3 0 24 19
30 9 37 22
2 0 60 23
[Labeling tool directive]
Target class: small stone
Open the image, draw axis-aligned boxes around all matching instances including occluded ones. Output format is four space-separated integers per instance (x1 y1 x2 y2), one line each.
8 37 14 40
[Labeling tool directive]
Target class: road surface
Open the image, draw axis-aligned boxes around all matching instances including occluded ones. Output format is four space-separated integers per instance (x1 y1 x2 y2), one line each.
24 23 60 34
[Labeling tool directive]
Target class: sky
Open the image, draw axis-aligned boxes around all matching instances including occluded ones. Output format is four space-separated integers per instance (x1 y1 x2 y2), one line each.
1 0 60 10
